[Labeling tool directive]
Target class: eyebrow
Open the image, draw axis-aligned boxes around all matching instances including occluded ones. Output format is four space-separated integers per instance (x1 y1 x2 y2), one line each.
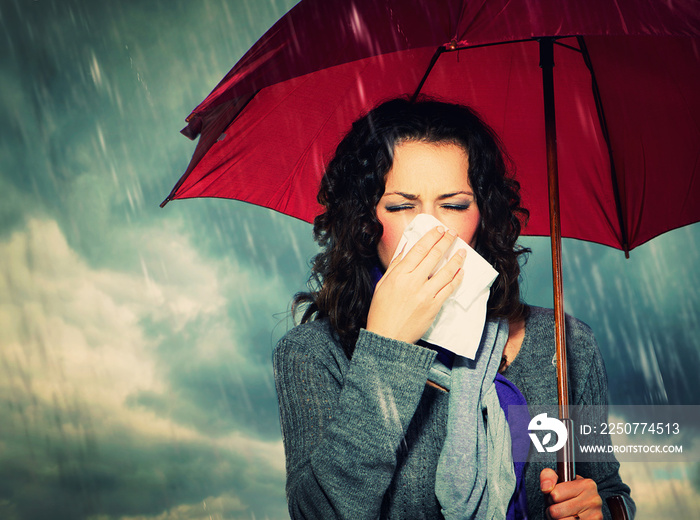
384 190 474 200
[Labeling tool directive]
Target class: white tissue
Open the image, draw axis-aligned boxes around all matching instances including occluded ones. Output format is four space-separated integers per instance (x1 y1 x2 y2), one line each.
390 214 498 359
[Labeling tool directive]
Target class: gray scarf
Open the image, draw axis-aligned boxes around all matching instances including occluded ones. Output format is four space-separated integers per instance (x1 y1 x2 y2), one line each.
435 318 516 519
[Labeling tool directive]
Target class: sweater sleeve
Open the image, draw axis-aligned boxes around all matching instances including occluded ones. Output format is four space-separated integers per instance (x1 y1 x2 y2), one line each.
273 324 437 519
571 324 636 520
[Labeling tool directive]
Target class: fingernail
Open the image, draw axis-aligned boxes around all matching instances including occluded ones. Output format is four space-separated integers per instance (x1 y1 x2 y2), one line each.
541 480 553 492
447 228 457 237
436 226 445 234
457 249 466 258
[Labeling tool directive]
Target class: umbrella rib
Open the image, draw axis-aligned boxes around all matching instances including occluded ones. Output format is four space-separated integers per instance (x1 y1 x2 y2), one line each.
445 37 534 53
632 144 648 243
553 40 582 53
411 47 445 101
679 152 700 220
411 39 538 102
577 36 630 256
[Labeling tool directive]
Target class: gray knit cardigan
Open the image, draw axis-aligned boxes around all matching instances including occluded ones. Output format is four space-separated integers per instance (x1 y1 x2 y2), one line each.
273 306 634 519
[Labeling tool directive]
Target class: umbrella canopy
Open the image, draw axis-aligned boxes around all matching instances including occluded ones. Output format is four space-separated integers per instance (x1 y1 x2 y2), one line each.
162 0 700 255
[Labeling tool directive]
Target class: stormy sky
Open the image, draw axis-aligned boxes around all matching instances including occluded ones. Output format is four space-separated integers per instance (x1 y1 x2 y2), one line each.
1 0 698 519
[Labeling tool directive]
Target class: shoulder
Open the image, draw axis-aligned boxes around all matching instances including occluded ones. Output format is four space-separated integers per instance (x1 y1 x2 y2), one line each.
274 318 349 378
526 306 593 334
277 318 337 348
524 306 606 403
525 306 597 353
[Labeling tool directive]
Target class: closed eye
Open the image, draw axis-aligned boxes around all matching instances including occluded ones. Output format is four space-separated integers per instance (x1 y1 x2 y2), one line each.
385 205 415 212
442 203 471 211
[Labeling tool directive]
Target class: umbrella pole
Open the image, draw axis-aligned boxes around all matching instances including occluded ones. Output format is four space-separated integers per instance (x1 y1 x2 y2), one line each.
539 37 576 483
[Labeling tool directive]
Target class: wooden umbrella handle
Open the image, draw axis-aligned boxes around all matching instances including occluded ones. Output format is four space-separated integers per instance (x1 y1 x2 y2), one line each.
539 35 576 483
556 418 576 483
606 496 631 520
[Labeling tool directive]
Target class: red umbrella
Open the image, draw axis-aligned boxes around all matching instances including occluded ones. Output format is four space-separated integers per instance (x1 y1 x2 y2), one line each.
161 0 699 511
162 0 700 253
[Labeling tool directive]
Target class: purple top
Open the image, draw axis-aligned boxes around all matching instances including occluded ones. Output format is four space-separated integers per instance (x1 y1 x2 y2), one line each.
495 372 529 520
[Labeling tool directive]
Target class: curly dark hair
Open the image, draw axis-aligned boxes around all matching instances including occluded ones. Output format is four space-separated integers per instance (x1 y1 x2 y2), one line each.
295 97 530 358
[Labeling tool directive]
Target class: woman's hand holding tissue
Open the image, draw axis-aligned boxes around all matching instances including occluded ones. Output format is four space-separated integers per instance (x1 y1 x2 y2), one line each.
366 226 466 344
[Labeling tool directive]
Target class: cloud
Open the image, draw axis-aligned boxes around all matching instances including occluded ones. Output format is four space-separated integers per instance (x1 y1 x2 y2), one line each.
618 462 700 519
0 218 289 519
117 493 248 520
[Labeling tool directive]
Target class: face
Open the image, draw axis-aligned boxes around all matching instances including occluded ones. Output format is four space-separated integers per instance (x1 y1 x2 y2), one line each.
376 140 481 269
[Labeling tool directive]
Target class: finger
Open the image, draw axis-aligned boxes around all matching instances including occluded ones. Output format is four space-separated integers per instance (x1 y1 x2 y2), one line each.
433 265 465 305
547 500 581 520
411 228 459 278
547 511 586 520
549 476 594 504
540 467 559 495
426 248 467 293
547 478 601 520
397 226 448 272
380 242 407 281
547 502 594 520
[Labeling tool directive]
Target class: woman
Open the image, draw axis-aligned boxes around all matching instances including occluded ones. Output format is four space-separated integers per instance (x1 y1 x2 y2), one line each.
274 98 634 519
